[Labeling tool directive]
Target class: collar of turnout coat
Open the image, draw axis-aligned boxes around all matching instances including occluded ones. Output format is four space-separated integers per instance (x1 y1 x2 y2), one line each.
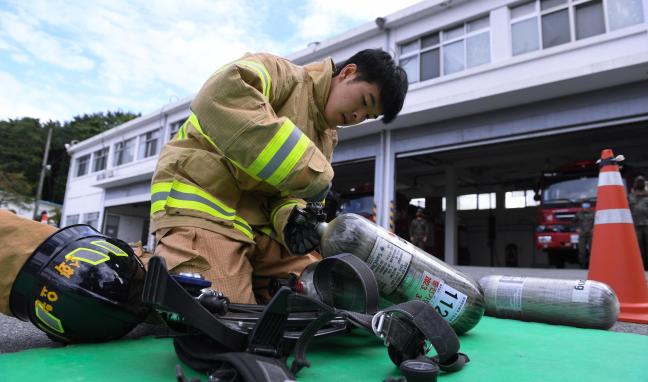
304 58 335 132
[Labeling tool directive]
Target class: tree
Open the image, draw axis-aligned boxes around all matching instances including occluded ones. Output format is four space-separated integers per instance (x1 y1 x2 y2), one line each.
0 171 33 210
0 111 140 204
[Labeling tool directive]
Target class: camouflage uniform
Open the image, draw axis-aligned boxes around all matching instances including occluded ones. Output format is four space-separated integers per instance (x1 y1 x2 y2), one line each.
409 217 431 249
574 209 594 267
628 189 648 269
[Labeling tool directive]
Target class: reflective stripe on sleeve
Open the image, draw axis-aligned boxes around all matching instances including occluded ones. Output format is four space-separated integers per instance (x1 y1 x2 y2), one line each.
594 209 633 225
234 217 254 239
246 119 309 186
598 171 624 187
187 112 310 188
236 60 272 100
151 182 173 214
271 199 301 228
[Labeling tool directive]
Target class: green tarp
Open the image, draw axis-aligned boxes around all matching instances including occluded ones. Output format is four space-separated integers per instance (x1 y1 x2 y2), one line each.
1 317 647 381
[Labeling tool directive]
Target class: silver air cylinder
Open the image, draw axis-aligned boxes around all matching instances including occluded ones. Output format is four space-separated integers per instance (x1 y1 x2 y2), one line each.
479 275 620 329
318 213 485 334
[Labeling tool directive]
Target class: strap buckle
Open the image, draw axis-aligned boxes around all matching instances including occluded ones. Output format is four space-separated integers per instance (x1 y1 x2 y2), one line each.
371 310 393 346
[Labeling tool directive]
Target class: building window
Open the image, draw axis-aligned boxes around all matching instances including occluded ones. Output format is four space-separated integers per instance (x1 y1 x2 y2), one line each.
92 147 109 172
399 15 490 83
104 214 120 238
442 192 496 211
608 0 645 30
83 212 100 229
138 129 160 159
113 137 135 166
169 119 186 140
65 214 79 225
511 0 645 56
76 154 90 177
505 190 540 209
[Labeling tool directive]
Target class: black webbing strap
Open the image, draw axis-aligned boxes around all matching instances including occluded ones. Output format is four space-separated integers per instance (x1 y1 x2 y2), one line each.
374 301 469 372
142 256 248 350
175 349 296 382
246 287 292 357
312 253 380 314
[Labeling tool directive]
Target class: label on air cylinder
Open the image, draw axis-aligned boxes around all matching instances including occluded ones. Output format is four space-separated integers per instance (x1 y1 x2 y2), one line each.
571 280 591 303
415 271 468 323
495 276 525 312
366 235 412 295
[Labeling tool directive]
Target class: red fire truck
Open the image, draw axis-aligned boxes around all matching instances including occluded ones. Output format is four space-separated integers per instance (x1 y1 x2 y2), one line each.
534 160 599 268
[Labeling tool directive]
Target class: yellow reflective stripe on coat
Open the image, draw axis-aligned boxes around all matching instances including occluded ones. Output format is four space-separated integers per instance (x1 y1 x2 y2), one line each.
257 225 278 240
187 113 310 187
271 199 301 228
236 60 272 100
177 118 190 140
244 119 309 187
150 180 253 239
211 59 271 100
151 182 173 214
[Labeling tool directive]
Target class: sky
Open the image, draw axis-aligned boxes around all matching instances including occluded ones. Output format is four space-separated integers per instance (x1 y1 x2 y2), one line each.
0 0 422 122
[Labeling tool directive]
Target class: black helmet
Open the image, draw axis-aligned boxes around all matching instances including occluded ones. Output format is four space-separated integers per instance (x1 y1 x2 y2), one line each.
9 224 150 343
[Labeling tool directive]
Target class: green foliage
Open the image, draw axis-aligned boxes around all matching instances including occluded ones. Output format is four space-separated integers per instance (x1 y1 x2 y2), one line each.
0 111 140 204
0 171 33 209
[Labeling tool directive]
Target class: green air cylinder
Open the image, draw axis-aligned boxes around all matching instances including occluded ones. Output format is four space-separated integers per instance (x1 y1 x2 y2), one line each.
318 213 485 334
478 275 620 329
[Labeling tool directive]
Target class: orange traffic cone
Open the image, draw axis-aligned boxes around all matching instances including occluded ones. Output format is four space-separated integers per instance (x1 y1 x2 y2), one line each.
588 149 648 323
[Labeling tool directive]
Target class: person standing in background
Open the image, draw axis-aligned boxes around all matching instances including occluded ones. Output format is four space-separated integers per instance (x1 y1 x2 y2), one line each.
409 208 431 250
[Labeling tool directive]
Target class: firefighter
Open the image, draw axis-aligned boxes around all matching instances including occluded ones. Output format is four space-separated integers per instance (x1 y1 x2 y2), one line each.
409 208 431 250
0 209 58 317
149 50 408 303
628 175 648 269
574 205 595 268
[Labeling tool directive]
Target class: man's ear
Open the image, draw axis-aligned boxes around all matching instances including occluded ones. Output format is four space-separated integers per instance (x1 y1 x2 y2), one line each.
340 63 357 79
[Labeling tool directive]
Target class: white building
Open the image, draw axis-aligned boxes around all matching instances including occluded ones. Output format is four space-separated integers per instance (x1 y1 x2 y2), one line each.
62 0 648 267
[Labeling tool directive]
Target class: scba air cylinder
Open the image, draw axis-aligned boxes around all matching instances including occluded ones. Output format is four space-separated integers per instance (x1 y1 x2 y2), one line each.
478 275 620 329
318 213 485 334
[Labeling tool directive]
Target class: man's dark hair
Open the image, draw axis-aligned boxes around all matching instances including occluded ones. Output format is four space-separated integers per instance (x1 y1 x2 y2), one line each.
333 49 408 124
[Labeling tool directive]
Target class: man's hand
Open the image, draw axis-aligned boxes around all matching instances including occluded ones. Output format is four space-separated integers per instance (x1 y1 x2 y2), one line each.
283 203 326 255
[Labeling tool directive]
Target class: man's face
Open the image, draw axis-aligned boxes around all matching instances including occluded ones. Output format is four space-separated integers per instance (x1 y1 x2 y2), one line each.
324 64 383 127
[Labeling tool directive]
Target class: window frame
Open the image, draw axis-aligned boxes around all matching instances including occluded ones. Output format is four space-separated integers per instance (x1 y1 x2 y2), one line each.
91 147 109 173
113 137 136 167
398 14 491 84
138 128 160 159
83 211 100 229
169 118 187 140
76 154 91 177
509 0 644 56
65 214 80 225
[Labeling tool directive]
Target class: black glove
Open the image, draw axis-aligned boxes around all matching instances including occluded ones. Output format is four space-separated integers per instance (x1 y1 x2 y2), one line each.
283 203 326 255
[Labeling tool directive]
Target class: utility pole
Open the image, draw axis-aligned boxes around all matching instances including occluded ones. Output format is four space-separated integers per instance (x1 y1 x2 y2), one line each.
34 124 53 220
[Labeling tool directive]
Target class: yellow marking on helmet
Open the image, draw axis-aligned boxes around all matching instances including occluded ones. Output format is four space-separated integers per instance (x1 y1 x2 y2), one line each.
35 300 64 333
65 247 110 266
91 240 128 257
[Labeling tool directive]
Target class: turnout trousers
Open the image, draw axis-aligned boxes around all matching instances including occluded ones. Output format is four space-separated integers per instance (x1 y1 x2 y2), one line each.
153 227 321 304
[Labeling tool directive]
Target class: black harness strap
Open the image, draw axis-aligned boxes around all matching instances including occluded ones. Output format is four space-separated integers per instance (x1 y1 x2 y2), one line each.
142 256 248 350
374 301 469 373
145 255 470 381
312 253 380 314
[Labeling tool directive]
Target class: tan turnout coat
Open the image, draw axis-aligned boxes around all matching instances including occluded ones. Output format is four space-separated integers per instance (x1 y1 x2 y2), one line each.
150 53 337 246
